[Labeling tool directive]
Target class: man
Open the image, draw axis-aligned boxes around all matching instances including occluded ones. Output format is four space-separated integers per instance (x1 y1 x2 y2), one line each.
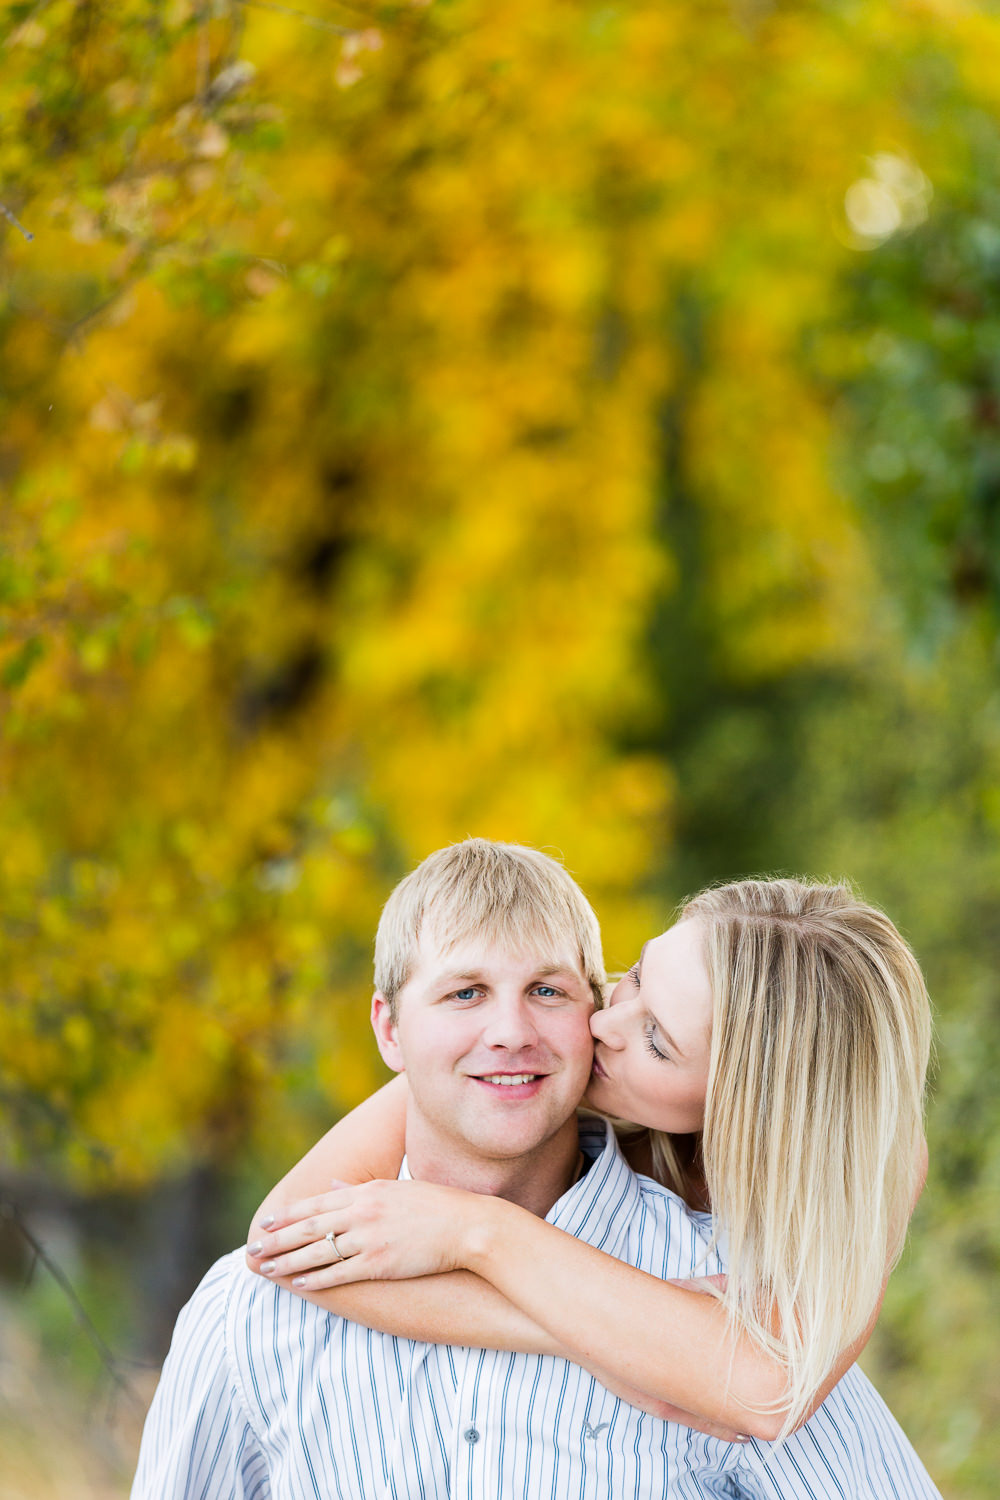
132 840 938 1499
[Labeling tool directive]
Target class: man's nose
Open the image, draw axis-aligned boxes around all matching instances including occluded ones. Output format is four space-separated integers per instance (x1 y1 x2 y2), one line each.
481 994 540 1050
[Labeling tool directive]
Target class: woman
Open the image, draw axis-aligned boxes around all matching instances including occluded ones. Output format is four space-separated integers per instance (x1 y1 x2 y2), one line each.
246 877 931 1444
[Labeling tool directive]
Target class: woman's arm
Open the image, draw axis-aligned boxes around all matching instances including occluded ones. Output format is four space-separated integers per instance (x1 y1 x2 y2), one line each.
250 1134 929 1441
253 1074 410 1222
289 1268 737 1435
448 1134 930 1436
247 1078 740 1438
255 1184 778 1436
448 1134 931 1437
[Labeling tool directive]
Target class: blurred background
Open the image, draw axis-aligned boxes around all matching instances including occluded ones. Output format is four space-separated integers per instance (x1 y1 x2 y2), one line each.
2 0 999 1493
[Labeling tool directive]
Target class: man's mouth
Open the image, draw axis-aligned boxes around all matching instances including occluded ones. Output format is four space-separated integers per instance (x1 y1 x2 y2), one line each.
471 1071 547 1097
479 1073 540 1086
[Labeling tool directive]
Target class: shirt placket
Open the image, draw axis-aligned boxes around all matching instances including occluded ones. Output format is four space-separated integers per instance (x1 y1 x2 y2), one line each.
449 1346 503 1500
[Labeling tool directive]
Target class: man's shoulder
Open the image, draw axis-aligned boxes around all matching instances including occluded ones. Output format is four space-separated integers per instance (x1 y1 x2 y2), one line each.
217 1246 321 1327
189 1245 258 1306
172 1246 245 1323
174 1247 302 1344
221 1246 355 1369
576 1122 722 1277
624 1173 722 1276
580 1118 709 1220
168 1245 345 1419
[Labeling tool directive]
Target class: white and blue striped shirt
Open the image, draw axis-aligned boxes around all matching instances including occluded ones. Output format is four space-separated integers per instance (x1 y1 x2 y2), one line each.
132 1122 941 1499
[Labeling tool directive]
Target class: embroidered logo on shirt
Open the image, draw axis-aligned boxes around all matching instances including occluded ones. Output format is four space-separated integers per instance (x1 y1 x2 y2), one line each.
583 1422 610 1439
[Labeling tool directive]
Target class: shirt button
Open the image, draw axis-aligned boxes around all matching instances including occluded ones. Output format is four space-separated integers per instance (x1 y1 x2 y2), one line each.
464 1426 480 1444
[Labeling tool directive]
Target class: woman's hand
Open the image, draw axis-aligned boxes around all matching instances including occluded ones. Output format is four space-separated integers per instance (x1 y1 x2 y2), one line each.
246 1179 479 1290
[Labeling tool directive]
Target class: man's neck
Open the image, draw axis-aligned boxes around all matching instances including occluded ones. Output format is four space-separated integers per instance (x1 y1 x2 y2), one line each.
404 1115 583 1217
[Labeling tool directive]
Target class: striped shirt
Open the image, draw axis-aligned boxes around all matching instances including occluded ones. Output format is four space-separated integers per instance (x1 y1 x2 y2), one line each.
131 1121 941 1499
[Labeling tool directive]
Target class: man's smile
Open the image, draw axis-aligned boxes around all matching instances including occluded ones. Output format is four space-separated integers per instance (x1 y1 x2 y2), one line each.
470 1070 548 1098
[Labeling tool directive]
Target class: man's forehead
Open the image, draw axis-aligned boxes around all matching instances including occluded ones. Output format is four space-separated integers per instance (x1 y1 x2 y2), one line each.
411 928 586 986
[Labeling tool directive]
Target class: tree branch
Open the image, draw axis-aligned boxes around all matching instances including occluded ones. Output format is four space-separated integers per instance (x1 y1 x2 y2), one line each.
1 202 34 242
1 1197 146 1415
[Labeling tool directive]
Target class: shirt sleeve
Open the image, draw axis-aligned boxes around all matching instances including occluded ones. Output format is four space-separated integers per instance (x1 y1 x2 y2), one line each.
130 1251 271 1500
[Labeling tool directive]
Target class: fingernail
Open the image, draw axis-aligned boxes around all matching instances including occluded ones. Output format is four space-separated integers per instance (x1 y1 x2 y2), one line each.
292 1276 307 1288
258 1214 275 1229
735 1435 751 1444
248 1241 263 1256
260 1261 276 1274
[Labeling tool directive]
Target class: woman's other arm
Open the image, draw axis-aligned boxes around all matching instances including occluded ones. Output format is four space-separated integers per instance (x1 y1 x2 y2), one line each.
252 1074 409 1224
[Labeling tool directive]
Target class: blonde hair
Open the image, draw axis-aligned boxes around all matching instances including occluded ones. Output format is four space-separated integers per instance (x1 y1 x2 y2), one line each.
374 839 605 1018
656 878 931 1436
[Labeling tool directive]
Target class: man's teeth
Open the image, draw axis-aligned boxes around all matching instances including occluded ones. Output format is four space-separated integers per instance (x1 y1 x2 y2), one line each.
481 1073 538 1086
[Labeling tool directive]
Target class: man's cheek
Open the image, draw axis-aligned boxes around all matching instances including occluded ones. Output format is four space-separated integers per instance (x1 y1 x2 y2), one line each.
555 1017 597 1066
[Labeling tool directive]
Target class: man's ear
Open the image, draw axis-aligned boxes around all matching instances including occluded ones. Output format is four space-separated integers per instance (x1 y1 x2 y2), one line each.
371 991 405 1073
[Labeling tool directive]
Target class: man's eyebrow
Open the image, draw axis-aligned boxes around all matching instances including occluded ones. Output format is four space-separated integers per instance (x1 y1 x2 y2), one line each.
429 963 580 988
432 970 489 987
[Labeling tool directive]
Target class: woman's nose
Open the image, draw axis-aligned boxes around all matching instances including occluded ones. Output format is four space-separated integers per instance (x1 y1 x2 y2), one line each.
590 1005 626 1049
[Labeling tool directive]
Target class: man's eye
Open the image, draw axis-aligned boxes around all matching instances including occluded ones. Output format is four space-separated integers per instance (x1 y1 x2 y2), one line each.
453 988 480 1001
534 985 559 998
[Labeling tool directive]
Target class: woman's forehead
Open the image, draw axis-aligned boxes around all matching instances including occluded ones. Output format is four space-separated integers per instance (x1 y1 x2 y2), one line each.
643 921 713 1033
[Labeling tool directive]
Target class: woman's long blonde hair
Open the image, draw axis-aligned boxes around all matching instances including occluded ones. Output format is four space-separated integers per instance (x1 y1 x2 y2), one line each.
652 878 932 1436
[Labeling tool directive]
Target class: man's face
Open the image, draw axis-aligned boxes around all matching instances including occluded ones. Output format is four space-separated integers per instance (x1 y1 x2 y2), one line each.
372 929 596 1168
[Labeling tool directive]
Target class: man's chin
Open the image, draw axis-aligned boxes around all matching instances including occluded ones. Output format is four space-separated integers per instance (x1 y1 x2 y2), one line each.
463 1108 580 1161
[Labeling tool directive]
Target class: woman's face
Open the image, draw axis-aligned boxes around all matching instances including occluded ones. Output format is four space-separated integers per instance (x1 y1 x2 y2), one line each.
585 918 712 1135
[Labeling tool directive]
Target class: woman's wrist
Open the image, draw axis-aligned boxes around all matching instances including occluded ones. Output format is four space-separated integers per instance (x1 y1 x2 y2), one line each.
459 1193 509 1276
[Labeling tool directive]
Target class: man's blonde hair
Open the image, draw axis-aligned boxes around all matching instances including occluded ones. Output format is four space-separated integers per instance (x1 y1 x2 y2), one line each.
374 839 605 1018
650 878 931 1437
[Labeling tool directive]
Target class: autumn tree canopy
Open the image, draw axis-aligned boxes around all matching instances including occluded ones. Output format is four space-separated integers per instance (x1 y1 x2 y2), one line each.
4 5 1000 1484
0 0 980 1176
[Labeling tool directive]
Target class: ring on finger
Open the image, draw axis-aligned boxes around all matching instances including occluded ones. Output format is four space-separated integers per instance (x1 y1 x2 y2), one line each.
324 1229 345 1261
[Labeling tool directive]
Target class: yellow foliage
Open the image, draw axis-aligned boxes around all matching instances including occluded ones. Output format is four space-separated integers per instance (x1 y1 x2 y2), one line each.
0 0 992 1195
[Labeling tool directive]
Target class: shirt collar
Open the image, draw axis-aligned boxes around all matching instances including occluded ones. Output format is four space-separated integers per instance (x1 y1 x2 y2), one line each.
400 1118 640 1257
546 1118 640 1254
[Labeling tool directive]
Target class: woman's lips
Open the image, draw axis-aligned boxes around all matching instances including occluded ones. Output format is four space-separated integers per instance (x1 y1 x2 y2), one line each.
590 1051 609 1080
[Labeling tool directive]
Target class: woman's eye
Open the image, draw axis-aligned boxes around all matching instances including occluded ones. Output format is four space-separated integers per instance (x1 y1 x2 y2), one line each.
534 985 559 998
627 963 641 988
453 988 480 1001
644 1026 668 1061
